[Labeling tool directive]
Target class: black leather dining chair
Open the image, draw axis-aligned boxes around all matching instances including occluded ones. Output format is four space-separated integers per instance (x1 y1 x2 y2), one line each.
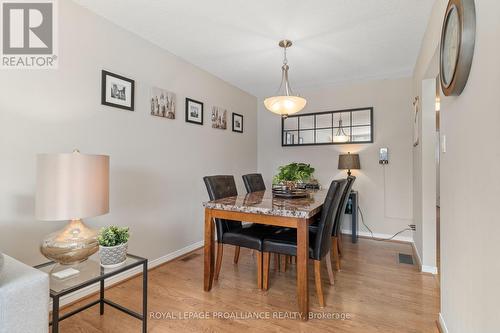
331 176 356 270
309 176 356 271
242 173 266 193
261 179 347 307
242 173 290 271
203 175 270 287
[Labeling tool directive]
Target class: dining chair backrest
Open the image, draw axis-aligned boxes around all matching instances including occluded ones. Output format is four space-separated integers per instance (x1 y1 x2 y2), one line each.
312 179 347 260
242 173 266 193
332 176 356 237
203 175 242 240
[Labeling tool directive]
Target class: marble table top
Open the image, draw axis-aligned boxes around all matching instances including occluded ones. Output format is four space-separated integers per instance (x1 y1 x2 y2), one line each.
203 189 327 219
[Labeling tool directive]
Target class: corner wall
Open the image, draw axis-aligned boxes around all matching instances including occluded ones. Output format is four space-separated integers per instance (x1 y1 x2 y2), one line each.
0 0 258 265
414 1 500 331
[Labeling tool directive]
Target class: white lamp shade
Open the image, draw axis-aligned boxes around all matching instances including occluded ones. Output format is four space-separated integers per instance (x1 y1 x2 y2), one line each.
36 152 110 221
263 95 307 116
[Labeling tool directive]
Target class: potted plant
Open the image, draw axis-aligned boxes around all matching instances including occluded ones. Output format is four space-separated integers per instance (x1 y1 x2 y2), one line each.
272 162 316 189
98 226 130 268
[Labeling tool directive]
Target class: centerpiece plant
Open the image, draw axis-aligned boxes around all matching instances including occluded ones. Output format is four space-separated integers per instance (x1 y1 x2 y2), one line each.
272 162 315 188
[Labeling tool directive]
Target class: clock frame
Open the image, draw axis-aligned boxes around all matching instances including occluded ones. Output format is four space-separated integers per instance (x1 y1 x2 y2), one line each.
439 0 476 96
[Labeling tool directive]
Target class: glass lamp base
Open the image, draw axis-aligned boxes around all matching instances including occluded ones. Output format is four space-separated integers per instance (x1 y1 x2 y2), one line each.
41 219 98 265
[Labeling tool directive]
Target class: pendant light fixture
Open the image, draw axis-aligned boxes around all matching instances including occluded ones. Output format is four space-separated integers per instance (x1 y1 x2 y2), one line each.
264 40 307 117
332 113 350 143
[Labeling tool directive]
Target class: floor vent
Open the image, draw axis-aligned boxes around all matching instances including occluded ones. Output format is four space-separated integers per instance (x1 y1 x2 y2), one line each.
180 253 200 262
398 253 414 265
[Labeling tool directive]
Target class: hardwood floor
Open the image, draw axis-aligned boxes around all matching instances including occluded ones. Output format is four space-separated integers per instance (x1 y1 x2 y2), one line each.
57 237 440 332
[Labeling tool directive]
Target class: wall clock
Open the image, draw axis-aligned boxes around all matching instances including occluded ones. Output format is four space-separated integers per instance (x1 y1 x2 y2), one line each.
439 0 476 96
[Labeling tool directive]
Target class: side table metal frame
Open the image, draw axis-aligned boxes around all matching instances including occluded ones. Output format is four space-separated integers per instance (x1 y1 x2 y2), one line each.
35 254 148 333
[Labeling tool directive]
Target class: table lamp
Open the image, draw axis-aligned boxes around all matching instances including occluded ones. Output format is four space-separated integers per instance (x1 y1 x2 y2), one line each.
36 151 109 265
338 152 360 176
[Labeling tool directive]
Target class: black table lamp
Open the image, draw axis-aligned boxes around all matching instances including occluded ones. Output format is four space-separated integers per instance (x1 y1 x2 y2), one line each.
338 152 360 176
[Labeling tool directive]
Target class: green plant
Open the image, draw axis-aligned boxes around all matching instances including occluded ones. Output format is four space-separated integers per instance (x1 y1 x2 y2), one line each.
98 226 130 247
272 162 315 184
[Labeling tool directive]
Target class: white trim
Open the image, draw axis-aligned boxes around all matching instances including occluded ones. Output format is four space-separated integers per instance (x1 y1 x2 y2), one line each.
341 229 413 243
411 241 423 269
438 313 449 333
422 265 438 274
50 240 204 309
410 240 438 275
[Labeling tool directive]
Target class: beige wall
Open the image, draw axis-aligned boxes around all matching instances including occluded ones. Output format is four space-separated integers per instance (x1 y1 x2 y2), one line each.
414 0 500 331
0 0 258 265
258 78 413 239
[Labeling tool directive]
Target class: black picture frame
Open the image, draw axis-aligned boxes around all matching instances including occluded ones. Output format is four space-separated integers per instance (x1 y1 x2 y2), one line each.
232 113 243 133
281 107 374 147
101 70 135 111
185 98 204 125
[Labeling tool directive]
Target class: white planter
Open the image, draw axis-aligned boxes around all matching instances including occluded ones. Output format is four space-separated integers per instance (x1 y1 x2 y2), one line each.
99 242 128 268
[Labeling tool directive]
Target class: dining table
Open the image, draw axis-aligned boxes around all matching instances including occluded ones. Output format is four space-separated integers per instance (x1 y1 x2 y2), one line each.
202 189 327 321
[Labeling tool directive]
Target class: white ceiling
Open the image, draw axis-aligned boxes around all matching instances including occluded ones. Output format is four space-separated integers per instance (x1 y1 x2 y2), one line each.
75 0 434 97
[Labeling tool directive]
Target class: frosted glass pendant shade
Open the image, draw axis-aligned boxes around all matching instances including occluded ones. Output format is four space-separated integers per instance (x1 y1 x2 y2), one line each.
332 134 349 143
263 95 307 116
264 40 306 116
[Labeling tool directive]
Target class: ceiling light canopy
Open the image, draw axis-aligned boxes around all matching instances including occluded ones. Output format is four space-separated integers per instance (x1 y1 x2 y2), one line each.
264 40 306 117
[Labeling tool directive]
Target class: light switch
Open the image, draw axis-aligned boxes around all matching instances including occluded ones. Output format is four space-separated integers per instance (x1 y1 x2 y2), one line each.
441 135 446 153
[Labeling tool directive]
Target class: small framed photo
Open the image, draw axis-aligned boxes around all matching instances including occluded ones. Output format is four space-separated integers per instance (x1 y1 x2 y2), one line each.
211 106 227 129
150 87 175 119
101 70 135 111
185 98 203 125
232 113 243 133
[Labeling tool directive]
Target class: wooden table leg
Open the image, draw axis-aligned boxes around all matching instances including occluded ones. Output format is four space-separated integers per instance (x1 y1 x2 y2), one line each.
296 218 309 321
204 208 215 291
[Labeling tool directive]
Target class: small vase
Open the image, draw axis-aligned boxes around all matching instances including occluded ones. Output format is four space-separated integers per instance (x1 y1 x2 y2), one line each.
99 242 128 268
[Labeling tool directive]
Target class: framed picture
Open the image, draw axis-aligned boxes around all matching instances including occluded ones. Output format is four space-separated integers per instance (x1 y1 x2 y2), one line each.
211 106 227 129
185 98 203 125
150 87 175 119
101 70 135 111
413 96 419 147
232 113 243 133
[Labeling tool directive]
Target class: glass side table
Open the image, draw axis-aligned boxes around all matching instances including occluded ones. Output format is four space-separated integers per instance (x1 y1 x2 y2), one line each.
35 254 148 333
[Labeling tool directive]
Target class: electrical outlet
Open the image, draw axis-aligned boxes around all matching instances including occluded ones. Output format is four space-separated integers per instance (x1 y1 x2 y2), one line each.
408 224 416 231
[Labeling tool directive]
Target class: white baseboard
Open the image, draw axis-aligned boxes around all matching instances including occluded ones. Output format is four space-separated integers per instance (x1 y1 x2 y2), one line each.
422 265 438 274
50 240 204 309
438 313 449 333
341 229 413 243
410 240 438 275
411 241 423 269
